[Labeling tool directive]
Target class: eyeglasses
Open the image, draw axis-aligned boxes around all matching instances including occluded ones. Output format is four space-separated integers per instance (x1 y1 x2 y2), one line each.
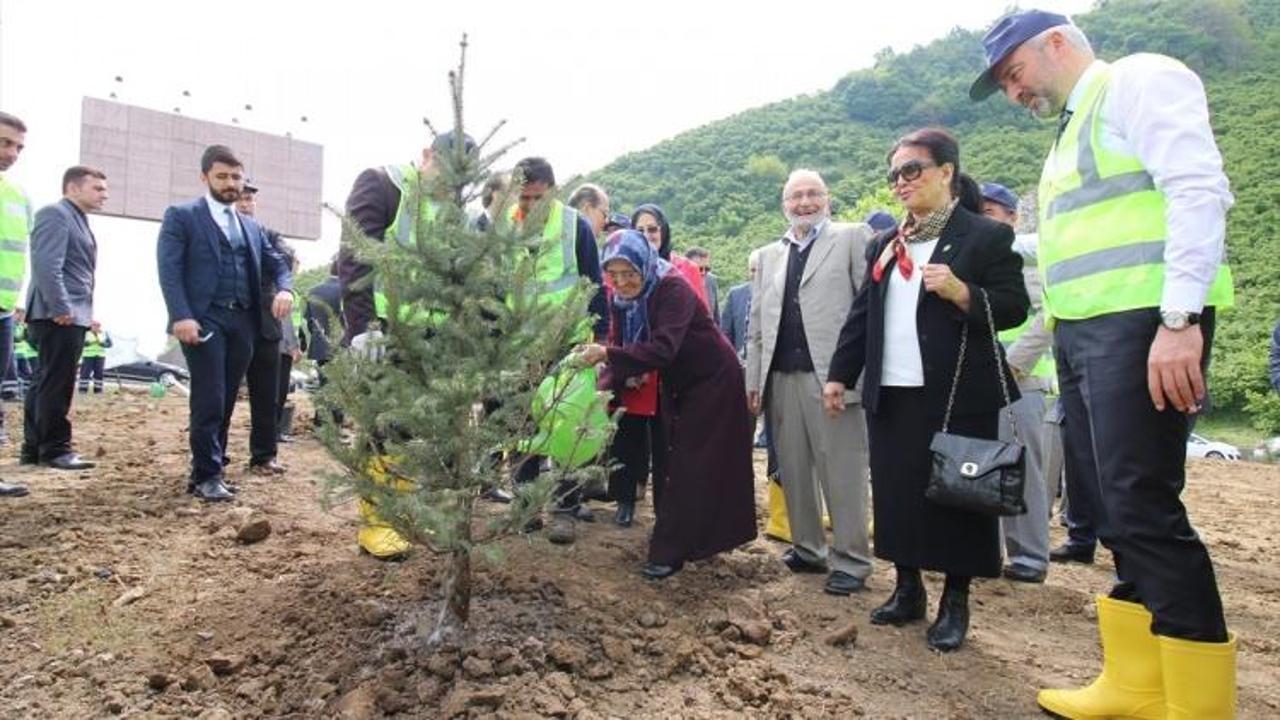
887 159 937 186
606 269 641 283
785 189 827 203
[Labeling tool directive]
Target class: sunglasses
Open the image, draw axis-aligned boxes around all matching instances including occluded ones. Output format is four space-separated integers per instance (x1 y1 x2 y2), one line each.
887 159 937 186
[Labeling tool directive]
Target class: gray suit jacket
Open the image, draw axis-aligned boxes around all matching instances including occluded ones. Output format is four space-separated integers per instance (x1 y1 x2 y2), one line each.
27 199 96 327
746 220 873 402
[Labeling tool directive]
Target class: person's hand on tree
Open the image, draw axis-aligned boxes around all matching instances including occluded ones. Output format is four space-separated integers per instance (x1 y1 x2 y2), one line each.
576 343 607 367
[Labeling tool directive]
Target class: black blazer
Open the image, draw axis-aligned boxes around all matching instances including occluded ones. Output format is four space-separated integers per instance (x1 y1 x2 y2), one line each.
827 206 1029 417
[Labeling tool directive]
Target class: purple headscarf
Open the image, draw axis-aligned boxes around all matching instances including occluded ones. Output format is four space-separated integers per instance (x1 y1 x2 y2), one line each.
601 229 673 345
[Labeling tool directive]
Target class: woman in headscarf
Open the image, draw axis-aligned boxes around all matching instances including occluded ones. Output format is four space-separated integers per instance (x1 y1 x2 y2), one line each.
579 230 756 579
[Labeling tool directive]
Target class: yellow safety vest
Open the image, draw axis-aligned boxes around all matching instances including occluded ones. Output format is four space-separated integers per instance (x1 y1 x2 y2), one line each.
998 318 1056 382
505 200 580 307
1037 63 1232 321
374 164 439 322
0 176 31 311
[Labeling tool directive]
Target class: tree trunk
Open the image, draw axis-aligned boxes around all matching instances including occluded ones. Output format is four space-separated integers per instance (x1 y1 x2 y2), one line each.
426 498 473 648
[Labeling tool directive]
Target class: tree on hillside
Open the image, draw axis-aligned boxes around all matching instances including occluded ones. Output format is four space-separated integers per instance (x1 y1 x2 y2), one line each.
315 38 612 647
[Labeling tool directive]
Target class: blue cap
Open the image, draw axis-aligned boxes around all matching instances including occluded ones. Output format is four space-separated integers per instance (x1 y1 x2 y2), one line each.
603 212 632 231
864 210 898 233
431 130 477 154
970 9 1072 100
980 182 1019 212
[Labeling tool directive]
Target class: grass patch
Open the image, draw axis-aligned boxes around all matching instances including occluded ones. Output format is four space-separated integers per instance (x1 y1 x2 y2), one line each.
1195 410 1268 452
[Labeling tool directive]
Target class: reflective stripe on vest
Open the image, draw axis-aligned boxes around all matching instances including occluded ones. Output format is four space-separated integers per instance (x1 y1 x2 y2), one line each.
0 177 30 310
374 164 440 322
506 200 579 305
1037 64 1232 321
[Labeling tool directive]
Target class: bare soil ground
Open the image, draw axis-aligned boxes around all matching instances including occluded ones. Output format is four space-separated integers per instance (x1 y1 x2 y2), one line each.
0 391 1276 718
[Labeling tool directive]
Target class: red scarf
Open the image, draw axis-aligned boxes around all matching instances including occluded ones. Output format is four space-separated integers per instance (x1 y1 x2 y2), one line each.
872 227 914 283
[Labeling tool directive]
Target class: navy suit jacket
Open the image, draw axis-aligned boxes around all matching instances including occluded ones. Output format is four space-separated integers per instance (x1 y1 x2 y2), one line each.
720 282 751 359
157 197 292 331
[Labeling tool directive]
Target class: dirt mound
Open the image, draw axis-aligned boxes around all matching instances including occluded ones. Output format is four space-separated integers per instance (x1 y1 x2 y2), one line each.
0 392 1275 717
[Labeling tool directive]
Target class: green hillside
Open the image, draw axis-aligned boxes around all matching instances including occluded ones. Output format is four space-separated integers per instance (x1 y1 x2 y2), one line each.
585 0 1280 428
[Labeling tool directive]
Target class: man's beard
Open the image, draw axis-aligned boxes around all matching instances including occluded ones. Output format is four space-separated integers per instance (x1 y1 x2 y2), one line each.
786 210 825 231
212 187 240 203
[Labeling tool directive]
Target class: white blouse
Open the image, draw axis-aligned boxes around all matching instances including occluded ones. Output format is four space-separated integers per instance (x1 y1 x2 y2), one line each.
880 239 939 387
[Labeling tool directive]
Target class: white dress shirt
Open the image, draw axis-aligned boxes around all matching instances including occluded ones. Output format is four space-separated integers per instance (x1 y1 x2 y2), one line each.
1064 56 1233 314
205 192 241 242
782 218 828 253
881 239 938 387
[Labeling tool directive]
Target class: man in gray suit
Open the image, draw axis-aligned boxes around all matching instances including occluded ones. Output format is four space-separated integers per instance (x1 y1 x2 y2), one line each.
746 169 874 595
21 166 106 470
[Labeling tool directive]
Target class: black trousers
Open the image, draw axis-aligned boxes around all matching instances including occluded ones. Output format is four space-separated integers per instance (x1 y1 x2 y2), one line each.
181 307 256 482
607 413 669 510
78 356 106 393
245 336 280 465
22 321 86 462
1055 307 1226 642
277 353 293 422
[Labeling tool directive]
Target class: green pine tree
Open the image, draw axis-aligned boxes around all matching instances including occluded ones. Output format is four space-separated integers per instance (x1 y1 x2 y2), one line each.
316 37 611 647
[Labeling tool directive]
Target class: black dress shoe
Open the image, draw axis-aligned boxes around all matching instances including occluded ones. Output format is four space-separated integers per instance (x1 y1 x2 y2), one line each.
1002 564 1047 583
249 459 286 476
926 588 970 653
823 571 866 596
781 548 828 574
1049 542 1095 564
190 478 234 502
870 569 927 626
44 453 95 470
641 561 683 580
19 454 38 466
481 487 514 503
0 480 29 497
614 502 635 527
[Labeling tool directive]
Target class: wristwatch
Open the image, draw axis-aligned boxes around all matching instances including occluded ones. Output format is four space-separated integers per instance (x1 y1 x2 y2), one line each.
1160 310 1201 330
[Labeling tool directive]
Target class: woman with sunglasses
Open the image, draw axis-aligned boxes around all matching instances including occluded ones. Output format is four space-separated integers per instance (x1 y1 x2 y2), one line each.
578 230 756 579
823 128 1029 652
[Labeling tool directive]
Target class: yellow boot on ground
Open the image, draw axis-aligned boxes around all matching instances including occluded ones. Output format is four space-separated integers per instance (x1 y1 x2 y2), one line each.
357 497 411 559
1036 594 1165 719
764 480 792 543
1159 632 1237 720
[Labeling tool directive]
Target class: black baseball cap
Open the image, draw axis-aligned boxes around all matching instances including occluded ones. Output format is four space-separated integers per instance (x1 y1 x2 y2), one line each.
970 9 1072 101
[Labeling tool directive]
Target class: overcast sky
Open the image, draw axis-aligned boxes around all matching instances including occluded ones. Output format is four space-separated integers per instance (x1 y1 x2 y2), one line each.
0 0 1091 357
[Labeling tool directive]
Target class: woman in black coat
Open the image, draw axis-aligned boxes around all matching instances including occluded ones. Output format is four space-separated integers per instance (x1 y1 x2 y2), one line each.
824 128 1029 652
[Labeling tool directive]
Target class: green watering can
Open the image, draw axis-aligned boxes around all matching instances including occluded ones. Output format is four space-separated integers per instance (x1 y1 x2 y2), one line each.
525 359 610 469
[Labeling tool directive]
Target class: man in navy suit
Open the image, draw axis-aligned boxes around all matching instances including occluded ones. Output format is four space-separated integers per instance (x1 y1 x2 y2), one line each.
157 145 293 501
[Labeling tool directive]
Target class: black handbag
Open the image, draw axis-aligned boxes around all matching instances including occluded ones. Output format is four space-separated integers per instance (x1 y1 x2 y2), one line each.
925 289 1028 517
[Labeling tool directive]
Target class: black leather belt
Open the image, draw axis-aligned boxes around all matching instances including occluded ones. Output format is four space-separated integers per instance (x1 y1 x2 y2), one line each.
211 300 248 311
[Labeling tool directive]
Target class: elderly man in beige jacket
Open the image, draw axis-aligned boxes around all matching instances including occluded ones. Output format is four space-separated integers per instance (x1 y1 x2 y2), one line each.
746 169 875 596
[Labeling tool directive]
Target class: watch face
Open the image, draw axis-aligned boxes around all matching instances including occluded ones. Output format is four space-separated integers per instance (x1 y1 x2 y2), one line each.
1162 312 1189 329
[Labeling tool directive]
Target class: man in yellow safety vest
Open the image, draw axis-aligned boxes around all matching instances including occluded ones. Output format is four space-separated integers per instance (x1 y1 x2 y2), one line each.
0 111 28 497
972 9 1236 718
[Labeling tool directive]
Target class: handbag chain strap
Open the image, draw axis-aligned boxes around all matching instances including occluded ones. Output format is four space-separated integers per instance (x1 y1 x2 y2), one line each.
940 288 1020 443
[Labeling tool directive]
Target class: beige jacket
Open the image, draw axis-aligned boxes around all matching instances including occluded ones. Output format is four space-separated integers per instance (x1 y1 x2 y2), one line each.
745 220 873 402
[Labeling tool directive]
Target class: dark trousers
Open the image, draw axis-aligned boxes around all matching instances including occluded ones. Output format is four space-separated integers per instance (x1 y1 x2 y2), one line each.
181 307 256 482
605 413 668 509
277 353 293 424
0 315 13 411
1055 307 1226 641
78 356 106 393
245 336 280 465
1062 440 1099 549
22 321 86 462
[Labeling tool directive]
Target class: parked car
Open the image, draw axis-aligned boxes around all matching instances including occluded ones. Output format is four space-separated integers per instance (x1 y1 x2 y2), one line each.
103 360 190 387
1186 433 1240 461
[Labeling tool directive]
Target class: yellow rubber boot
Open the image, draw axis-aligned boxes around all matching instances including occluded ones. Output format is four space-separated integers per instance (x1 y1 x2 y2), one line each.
356 456 412 560
1037 595 1164 719
764 480 792 543
1159 632 1237 719
357 497 411 559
